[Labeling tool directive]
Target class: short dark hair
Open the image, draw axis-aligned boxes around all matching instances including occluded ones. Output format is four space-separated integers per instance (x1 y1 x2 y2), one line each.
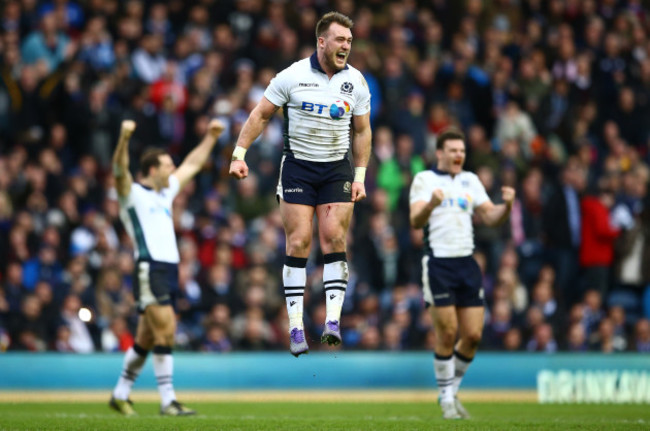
436 128 465 150
315 11 354 39
139 148 167 176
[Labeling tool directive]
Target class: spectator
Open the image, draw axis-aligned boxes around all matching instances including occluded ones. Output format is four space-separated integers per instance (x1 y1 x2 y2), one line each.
580 186 620 297
21 11 70 73
633 318 650 352
543 157 588 307
59 294 95 353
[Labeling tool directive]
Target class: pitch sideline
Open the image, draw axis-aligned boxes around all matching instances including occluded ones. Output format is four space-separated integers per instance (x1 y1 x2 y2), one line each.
0 390 537 403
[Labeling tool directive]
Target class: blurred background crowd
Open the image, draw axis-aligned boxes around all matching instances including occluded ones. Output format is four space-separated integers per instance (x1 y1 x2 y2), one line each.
1 0 650 355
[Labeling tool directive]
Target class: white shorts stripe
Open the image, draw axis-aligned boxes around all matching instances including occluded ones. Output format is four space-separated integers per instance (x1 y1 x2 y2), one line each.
276 155 286 201
138 261 156 309
421 254 433 306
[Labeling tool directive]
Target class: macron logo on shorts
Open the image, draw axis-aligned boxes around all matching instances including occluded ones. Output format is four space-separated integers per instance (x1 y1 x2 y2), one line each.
284 188 303 193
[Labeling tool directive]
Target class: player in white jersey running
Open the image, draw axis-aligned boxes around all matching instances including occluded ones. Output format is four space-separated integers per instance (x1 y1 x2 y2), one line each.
409 129 515 419
109 119 224 416
229 11 372 357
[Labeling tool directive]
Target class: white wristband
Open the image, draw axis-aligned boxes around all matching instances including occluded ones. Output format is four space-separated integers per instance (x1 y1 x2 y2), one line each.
354 167 366 183
231 146 247 161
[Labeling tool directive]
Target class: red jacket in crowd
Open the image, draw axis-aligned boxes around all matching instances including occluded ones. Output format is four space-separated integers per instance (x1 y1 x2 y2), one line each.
579 196 620 267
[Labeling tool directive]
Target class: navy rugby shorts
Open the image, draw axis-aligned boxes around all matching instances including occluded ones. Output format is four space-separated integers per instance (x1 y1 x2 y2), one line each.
421 254 485 307
276 153 353 206
133 260 179 313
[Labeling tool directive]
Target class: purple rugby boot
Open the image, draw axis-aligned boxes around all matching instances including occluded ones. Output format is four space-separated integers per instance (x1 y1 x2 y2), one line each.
320 320 342 346
289 328 309 357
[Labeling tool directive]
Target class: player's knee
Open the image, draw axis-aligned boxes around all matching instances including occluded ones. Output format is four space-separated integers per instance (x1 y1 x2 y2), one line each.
322 235 346 253
438 328 457 347
286 236 311 255
153 333 174 347
464 332 483 349
135 334 154 350
152 327 175 347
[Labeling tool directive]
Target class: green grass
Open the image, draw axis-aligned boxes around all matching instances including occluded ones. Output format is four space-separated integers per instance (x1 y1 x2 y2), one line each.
0 401 648 430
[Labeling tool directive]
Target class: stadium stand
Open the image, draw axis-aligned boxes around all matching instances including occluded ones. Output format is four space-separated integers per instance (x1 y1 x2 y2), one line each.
1 0 650 354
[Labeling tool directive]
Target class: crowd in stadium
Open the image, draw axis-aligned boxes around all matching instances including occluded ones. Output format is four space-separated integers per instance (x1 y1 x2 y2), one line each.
1 0 650 354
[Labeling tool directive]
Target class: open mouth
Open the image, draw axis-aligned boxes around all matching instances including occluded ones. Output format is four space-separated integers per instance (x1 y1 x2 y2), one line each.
336 52 347 62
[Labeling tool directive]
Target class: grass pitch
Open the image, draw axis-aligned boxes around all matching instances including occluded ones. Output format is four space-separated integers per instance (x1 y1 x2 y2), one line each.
0 392 648 430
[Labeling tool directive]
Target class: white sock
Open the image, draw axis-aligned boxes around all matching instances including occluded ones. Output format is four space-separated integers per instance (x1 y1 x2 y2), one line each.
153 346 176 407
113 345 148 400
434 353 455 403
283 256 307 331
323 253 348 324
453 351 473 395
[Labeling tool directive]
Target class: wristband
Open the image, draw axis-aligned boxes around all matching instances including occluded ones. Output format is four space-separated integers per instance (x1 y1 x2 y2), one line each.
354 167 366 183
231 146 247 161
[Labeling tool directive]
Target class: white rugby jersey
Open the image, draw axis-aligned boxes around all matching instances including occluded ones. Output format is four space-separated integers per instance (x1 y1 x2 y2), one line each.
118 174 181 263
264 53 371 162
409 168 490 258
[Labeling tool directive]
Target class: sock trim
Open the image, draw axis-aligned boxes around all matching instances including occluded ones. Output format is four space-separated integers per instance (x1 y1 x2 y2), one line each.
153 345 172 354
133 343 149 357
324 252 346 264
324 279 347 285
285 256 308 268
434 352 453 360
324 286 346 291
454 350 474 363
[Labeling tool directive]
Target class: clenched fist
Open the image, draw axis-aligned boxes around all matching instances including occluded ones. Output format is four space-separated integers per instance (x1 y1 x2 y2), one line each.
208 119 225 138
120 120 136 138
430 188 445 207
501 186 516 205
229 160 249 179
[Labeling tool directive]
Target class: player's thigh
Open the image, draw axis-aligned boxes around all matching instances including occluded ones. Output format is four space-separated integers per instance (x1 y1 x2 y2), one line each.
144 304 176 336
134 314 154 349
430 305 458 334
456 306 485 338
316 202 353 251
279 199 315 255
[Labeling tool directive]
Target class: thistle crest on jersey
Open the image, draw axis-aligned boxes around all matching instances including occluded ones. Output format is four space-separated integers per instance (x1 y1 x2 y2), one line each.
330 100 350 119
340 82 354 94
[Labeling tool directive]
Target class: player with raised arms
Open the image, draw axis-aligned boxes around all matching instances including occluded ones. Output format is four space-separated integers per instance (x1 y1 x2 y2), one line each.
109 118 224 416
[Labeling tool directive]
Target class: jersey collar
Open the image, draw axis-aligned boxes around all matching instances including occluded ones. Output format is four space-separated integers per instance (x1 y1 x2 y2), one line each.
432 166 450 176
310 51 349 75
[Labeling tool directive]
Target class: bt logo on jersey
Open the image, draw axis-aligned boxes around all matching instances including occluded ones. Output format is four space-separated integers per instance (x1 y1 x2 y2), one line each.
301 100 350 119
439 194 472 211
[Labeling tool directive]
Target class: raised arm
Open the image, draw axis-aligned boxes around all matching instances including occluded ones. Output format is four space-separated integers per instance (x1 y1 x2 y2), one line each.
475 186 516 227
350 112 372 202
112 120 136 198
228 97 279 179
410 189 444 229
173 119 225 189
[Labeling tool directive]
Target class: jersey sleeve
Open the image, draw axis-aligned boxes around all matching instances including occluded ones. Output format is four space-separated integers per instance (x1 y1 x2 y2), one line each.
353 73 371 116
263 68 291 107
409 172 432 204
470 173 490 208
